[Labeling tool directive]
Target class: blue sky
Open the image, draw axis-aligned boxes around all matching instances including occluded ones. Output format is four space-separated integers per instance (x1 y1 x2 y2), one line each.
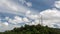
0 0 60 32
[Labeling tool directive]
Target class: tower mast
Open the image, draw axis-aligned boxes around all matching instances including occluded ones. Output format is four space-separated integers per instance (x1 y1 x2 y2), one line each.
39 14 43 25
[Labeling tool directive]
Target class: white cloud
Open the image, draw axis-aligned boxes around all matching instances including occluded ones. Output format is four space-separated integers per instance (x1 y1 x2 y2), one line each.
25 10 39 20
0 21 9 27
3 8 60 28
0 8 60 32
27 14 39 19
19 0 32 7
0 0 31 16
34 19 39 24
19 0 26 4
31 14 38 19
4 16 30 25
3 22 9 26
26 10 31 15
14 16 22 21
40 8 60 19
5 17 9 20
8 16 23 24
0 22 2 27
54 1 60 8
1 0 60 32
40 8 60 27
26 2 32 7
41 8 59 15
23 17 29 22
0 0 18 11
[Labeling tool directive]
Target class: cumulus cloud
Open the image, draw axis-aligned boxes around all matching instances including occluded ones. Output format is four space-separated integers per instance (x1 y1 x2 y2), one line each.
5 17 9 20
28 14 38 19
19 0 26 4
0 0 60 32
0 0 32 16
8 16 23 24
4 16 29 25
19 0 32 7
1 8 60 28
0 21 9 27
26 10 31 15
23 17 29 22
26 2 32 7
0 8 60 32
40 8 60 18
54 1 60 8
3 22 9 26
0 0 18 11
40 8 60 27
26 12 39 19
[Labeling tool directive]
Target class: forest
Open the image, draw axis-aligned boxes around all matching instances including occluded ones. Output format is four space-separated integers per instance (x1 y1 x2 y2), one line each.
0 24 60 34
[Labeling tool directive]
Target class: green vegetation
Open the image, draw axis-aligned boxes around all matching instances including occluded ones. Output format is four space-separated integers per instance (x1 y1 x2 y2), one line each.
0 24 60 34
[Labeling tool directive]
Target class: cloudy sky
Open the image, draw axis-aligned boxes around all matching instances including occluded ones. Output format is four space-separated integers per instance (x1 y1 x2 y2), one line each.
0 0 60 32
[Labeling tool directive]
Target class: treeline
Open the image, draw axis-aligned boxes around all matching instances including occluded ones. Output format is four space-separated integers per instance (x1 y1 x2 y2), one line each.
0 24 60 34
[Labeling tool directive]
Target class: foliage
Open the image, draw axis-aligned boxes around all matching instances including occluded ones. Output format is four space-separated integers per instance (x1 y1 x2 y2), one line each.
0 24 60 34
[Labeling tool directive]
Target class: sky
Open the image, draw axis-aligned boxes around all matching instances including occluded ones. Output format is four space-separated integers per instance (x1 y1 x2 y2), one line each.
0 0 60 32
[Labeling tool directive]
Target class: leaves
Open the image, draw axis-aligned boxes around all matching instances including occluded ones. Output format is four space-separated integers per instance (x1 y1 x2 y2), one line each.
0 24 60 34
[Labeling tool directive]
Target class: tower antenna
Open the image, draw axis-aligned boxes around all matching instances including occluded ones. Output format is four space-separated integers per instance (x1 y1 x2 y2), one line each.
39 14 43 25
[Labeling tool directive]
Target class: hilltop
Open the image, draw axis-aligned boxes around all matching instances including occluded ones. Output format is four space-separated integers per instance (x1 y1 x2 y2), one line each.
0 24 60 34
